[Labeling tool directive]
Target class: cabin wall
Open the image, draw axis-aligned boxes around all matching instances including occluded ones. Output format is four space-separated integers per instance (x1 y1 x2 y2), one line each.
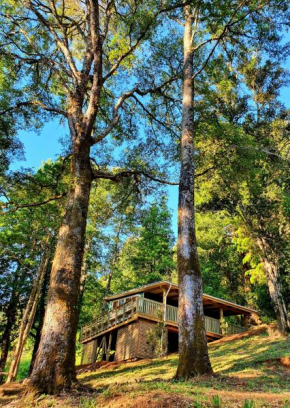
115 322 139 361
137 319 160 359
115 320 161 361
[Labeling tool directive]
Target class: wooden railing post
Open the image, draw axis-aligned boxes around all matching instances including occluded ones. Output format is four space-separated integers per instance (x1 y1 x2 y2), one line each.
219 308 224 335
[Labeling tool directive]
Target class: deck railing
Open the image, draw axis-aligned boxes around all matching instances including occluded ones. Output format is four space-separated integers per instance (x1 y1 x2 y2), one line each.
80 296 245 342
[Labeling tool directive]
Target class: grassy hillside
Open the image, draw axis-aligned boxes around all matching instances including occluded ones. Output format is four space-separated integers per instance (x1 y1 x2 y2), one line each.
1 326 290 407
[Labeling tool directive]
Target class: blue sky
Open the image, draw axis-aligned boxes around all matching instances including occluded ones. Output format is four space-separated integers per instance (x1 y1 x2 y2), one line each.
9 121 179 234
9 31 290 238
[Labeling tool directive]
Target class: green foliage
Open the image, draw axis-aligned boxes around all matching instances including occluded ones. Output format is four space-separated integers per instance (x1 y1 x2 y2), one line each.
78 397 96 408
110 197 176 293
0 159 68 353
145 310 167 357
211 394 222 408
243 400 256 408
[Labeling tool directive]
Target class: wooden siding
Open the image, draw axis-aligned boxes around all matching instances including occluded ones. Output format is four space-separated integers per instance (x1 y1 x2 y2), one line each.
115 322 139 361
136 320 158 359
115 320 163 361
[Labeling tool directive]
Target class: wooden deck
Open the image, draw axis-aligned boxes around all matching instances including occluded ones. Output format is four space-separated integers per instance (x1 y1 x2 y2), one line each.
80 297 245 343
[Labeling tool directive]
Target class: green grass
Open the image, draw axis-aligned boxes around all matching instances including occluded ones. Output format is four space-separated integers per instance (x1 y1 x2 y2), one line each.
2 326 290 407
16 348 32 381
78 327 290 407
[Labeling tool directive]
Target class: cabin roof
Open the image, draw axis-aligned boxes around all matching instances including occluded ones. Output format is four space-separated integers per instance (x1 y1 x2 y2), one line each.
104 280 257 315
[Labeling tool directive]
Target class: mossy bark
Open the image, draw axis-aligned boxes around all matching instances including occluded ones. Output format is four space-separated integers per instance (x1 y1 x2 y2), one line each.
175 5 213 379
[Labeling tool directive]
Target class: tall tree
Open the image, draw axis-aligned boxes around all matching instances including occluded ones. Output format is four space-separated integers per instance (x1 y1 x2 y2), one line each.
172 0 290 376
0 1 181 393
176 4 213 378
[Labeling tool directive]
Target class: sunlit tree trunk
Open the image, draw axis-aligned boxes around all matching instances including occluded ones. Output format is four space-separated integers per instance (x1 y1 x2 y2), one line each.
176 5 213 379
6 238 52 383
257 237 290 335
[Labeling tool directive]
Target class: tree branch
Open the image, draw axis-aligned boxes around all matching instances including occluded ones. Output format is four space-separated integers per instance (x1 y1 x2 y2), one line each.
192 0 260 79
28 0 80 82
0 100 67 117
2 193 67 213
91 76 180 144
93 169 179 185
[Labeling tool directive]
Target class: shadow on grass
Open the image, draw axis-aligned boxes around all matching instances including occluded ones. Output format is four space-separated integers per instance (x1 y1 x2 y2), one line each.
212 334 290 374
80 332 290 395
80 356 178 384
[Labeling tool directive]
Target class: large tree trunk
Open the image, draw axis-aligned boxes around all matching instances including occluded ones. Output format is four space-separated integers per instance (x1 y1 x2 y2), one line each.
257 237 290 334
6 237 52 383
29 145 93 394
0 267 20 384
175 5 213 379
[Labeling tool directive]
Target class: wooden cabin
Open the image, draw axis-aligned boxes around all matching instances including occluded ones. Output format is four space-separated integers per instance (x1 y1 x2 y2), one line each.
80 281 256 364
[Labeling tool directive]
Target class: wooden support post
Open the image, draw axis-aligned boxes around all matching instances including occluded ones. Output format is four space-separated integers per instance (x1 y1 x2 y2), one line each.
103 336 107 361
163 287 167 321
106 332 113 361
92 339 98 363
219 308 224 335
123 303 126 321
163 287 167 306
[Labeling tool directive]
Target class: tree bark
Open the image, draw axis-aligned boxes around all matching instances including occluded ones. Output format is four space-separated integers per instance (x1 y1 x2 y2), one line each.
29 145 93 394
78 240 91 316
257 237 290 334
6 237 52 383
175 5 213 379
29 262 50 375
0 267 20 384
